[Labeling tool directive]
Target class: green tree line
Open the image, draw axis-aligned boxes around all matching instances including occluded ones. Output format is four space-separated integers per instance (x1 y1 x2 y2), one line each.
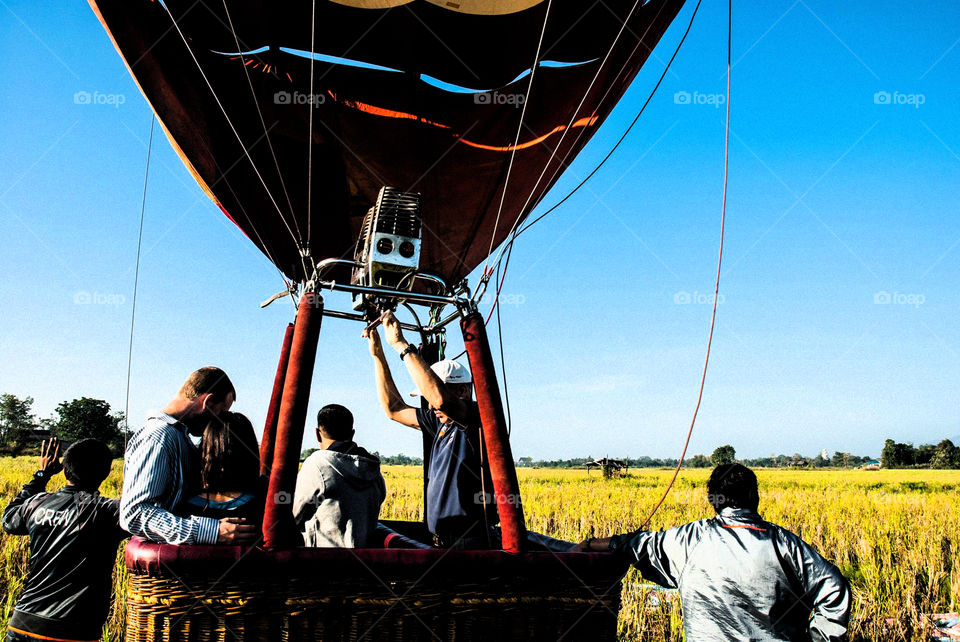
881 438 960 469
0 393 128 455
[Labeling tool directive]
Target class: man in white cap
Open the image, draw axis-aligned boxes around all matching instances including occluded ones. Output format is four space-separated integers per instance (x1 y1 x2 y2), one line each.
363 310 496 549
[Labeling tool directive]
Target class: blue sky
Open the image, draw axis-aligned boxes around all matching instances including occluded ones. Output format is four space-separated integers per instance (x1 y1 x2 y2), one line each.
1 1 958 460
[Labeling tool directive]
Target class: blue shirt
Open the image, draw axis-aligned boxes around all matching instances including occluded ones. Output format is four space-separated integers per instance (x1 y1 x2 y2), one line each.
417 401 496 535
120 412 220 545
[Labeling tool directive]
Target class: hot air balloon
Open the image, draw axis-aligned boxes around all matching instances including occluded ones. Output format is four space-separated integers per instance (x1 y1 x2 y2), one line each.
90 0 690 639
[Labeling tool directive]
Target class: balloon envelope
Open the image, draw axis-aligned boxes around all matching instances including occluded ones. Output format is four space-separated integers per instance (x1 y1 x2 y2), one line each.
91 0 686 284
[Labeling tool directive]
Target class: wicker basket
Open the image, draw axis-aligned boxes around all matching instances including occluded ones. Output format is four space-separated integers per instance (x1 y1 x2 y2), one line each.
125 535 626 641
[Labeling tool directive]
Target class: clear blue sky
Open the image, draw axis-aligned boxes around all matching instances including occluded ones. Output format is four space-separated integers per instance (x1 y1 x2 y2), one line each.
1 1 958 460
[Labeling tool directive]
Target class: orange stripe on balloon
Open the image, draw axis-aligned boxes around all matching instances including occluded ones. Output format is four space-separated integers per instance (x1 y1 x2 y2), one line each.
327 91 451 130
326 91 598 152
457 116 598 151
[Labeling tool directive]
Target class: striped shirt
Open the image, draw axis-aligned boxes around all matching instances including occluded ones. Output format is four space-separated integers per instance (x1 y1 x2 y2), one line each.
119 412 219 545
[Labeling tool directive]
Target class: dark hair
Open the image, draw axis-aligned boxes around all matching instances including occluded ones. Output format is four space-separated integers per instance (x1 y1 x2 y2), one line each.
63 439 113 489
199 412 260 493
316 404 354 442
179 366 236 405
707 463 759 513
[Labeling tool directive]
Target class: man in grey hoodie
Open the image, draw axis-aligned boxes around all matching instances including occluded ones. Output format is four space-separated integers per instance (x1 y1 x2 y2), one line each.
293 404 386 548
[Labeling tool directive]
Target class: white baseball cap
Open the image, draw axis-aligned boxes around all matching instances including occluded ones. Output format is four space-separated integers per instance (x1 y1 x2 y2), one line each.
409 360 472 396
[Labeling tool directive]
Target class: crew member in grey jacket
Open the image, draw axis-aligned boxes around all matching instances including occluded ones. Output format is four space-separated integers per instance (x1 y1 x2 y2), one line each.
293 404 386 548
575 463 851 641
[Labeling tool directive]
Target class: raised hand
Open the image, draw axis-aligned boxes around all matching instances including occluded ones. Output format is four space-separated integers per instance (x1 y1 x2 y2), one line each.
363 321 385 357
40 438 63 475
380 310 407 351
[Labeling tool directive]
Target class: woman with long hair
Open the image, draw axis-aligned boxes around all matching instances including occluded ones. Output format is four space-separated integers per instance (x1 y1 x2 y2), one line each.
179 411 265 523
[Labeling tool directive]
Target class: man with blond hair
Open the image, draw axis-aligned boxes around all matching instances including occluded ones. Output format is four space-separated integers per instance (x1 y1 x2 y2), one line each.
121 367 257 545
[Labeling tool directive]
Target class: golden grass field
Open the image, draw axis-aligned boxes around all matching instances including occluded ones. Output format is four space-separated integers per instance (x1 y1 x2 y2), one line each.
1 457 958 640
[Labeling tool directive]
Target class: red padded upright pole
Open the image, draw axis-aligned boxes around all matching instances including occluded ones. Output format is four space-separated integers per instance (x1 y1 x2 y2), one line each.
261 322 295 477
263 292 323 548
460 311 526 552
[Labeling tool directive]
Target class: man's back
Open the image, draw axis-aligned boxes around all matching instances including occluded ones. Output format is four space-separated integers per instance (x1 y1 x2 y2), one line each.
3 483 127 640
293 442 386 547
120 413 221 545
617 508 850 641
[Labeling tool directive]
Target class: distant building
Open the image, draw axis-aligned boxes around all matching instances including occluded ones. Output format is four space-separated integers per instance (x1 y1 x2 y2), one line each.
586 457 628 476
26 428 52 443
821 448 829 461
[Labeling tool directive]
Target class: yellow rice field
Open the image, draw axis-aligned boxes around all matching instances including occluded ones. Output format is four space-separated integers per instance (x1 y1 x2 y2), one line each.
1 457 957 640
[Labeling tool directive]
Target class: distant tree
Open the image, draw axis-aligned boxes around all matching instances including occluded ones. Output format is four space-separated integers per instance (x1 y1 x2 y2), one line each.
687 454 712 468
0 393 38 450
914 443 937 466
881 439 915 468
931 440 960 469
881 439 897 468
830 451 852 468
518 457 533 467
50 398 124 453
380 453 423 466
812 453 829 468
710 445 736 467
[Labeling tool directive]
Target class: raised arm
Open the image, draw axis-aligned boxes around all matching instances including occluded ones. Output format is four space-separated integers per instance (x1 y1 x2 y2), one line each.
2 438 61 535
378 311 468 424
364 322 419 428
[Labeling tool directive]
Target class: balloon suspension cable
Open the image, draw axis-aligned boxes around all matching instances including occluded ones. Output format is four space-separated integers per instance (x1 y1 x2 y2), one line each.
434 0 698 434
124 115 155 450
159 2 304 255
221 0 297 232
306 0 317 247
484 0 668 268
517 0 705 238
483 0 554 268
494 262 513 435
640 0 730 530
474 0 670 319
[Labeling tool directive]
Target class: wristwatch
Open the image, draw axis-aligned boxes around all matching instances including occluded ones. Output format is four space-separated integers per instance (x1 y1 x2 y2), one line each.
399 344 419 361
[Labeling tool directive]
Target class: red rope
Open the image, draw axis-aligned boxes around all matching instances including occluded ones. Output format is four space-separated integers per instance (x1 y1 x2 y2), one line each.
640 0 732 529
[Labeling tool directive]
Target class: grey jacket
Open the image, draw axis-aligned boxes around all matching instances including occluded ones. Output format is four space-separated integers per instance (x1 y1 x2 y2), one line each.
613 507 851 641
293 442 386 548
